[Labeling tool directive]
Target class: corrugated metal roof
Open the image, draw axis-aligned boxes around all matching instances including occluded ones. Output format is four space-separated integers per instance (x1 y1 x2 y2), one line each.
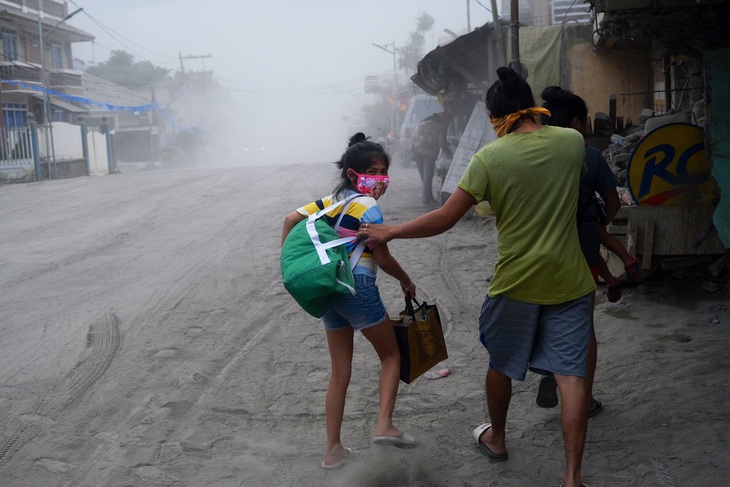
411 22 505 96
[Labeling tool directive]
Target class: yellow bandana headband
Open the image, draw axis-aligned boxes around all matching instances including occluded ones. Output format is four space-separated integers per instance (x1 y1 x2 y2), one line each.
490 107 551 138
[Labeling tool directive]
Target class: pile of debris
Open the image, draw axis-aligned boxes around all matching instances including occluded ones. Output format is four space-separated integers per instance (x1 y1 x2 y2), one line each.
603 127 644 206
597 101 705 206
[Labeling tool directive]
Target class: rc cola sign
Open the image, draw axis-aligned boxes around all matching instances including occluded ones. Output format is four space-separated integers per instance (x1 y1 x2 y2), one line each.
627 123 713 206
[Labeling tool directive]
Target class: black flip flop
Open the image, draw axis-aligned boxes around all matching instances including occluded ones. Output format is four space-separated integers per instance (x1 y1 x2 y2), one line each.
607 284 622 302
588 399 604 418
536 375 559 408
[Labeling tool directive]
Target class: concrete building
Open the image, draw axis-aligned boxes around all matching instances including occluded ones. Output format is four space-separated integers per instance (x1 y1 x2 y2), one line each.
0 0 93 129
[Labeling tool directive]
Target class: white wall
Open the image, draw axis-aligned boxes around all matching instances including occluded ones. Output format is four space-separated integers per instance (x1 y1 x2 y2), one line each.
87 129 109 176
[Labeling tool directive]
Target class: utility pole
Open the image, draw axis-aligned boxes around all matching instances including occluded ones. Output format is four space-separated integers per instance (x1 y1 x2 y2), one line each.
490 0 506 66
179 54 212 74
178 53 212 127
466 0 471 31
508 0 527 78
178 53 211 89
371 42 398 135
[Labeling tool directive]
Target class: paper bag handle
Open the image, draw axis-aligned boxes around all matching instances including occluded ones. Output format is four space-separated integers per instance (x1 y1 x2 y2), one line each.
403 295 426 320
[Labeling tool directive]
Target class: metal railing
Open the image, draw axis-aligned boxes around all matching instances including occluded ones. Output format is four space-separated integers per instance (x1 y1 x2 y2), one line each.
0 124 34 165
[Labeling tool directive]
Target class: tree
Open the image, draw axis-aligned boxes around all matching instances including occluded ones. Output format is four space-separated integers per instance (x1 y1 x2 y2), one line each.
397 12 434 79
86 50 170 89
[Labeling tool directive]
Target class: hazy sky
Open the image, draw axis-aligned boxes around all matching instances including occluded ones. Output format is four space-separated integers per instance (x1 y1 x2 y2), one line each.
68 1 501 165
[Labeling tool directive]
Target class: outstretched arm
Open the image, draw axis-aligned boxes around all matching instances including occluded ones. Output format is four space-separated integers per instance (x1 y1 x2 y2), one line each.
357 187 476 247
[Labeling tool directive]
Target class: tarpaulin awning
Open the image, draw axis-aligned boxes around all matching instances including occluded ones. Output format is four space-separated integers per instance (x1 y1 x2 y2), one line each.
411 22 505 96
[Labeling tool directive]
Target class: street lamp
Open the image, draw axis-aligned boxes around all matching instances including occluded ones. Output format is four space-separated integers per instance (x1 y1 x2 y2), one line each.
38 7 82 179
371 42 397 135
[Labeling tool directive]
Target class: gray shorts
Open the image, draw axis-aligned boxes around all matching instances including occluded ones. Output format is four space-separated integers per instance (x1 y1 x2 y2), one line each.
478 293 592 380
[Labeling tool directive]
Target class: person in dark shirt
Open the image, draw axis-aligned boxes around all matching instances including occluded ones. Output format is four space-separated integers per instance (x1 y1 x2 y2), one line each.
410 111 452 205
537 86 641 419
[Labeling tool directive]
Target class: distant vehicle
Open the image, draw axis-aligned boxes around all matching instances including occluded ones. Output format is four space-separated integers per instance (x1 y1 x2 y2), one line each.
398 94 442 166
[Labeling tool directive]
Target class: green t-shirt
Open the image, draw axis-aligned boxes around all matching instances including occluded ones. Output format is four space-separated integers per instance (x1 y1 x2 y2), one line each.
458 125 596 304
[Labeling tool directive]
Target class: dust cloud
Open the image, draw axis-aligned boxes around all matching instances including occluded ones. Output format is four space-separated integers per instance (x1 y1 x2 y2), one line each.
70 1 486 167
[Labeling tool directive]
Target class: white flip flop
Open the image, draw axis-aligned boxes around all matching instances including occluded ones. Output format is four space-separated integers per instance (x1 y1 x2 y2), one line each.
321 447 360 470
373 432 417 448
473 423 508 462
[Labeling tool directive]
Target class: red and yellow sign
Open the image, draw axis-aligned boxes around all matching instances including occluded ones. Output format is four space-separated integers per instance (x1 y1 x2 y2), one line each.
627 123 713 206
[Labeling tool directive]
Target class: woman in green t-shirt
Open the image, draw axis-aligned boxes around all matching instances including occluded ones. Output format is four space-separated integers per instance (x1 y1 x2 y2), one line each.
357 67 593 487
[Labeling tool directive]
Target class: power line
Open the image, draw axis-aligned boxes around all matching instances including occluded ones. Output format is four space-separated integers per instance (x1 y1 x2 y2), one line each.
69 0 176 63
216 78 365 96
474 0 492 13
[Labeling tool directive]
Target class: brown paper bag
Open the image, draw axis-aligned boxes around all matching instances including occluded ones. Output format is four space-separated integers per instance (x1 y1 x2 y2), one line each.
392 297 448 384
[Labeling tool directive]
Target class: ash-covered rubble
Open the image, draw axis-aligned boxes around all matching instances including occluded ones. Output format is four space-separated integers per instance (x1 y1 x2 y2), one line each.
598 99 705 206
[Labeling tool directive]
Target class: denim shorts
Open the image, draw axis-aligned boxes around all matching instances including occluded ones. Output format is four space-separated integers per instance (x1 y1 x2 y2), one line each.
478 293 592 380
321 274 388 331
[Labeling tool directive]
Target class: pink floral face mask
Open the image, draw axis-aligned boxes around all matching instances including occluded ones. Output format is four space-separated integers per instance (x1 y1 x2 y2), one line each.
352 171 389 199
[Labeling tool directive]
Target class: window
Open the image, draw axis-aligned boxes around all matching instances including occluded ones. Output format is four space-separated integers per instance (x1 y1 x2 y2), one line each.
3 103 28 128
51 41 63 69
43 1 66 19
1 29 19 62
52 107 67 122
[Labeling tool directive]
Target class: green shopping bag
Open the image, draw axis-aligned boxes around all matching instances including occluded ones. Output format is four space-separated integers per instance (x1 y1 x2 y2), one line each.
280 195 365 318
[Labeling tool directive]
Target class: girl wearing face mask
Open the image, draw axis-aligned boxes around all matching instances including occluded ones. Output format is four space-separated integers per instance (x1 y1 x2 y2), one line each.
281 132 418 470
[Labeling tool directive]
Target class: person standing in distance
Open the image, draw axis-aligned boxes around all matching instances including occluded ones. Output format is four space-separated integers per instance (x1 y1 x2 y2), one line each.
410 111 453 205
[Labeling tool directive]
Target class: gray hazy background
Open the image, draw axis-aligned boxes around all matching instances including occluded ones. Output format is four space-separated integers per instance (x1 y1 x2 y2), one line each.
69 0 500 165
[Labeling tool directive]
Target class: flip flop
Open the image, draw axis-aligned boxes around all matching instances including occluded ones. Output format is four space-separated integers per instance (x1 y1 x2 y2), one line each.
587 399 604 418
321 447 360 470
472 423 508 462
373 432 417 448
536 375 559 408
607 283 622 303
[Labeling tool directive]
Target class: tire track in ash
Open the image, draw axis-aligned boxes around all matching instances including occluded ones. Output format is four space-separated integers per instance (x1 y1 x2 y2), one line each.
51 312 121 414
61 254 221 487
67 279 293 487
0 312 119 468
65 191 289 485
0 175 230 469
